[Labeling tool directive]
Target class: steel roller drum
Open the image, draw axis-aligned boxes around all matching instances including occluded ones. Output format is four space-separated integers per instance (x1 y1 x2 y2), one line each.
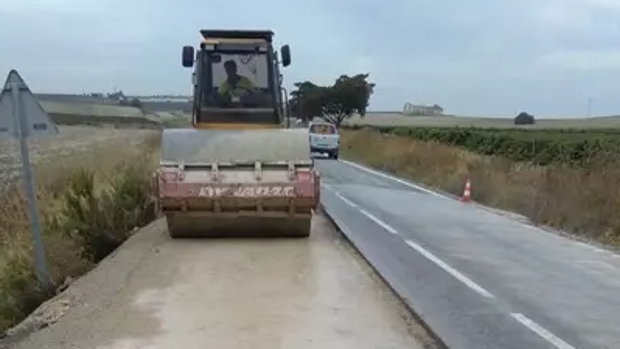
160 128 311 164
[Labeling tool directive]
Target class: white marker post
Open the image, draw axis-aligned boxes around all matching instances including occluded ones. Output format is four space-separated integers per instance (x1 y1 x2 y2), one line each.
0 70 59 291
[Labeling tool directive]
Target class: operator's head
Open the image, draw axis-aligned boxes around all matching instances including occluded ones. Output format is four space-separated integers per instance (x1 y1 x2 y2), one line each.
224 59 237 76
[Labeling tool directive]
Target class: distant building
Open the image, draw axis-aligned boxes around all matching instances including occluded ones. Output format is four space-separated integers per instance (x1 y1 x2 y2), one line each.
403 103 444 116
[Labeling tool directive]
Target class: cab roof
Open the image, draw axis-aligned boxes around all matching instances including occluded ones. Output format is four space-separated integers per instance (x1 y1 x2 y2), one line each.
200 29 274 43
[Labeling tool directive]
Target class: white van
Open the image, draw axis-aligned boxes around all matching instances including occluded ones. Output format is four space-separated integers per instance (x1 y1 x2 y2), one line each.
308 121 340 159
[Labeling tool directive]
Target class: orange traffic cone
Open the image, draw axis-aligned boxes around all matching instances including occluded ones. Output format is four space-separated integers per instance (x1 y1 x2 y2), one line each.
461 178 472 202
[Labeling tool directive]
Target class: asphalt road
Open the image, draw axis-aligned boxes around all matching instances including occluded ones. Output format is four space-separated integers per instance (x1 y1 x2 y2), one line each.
317 159 620 349
3 214 434 349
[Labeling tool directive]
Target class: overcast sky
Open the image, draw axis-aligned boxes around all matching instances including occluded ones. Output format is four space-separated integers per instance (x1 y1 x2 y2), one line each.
1 0 619 116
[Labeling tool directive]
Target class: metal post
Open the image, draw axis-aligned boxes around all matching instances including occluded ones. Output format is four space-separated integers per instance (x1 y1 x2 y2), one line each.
10 82 51 290
282 87 290 128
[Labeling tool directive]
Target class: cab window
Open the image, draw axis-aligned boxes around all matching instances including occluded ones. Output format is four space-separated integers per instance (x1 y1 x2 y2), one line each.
204 52 273 109
310 124 336 134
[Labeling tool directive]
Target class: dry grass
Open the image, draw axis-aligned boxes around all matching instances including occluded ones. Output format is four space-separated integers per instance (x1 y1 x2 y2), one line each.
340 128 620 248
0 127 161 333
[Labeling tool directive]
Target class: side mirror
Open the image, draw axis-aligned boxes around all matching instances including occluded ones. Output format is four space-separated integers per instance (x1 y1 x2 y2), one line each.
280 45 291 67
182 46 195 68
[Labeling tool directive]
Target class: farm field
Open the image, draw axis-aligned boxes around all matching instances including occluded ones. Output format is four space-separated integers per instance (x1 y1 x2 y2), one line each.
40 101 144 118
0 125 159 193
40 99 620 130
345 112 620 129
39 101 162 127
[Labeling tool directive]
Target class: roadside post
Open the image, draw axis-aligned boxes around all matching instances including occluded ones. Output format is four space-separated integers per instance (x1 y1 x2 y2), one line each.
0 70 59 291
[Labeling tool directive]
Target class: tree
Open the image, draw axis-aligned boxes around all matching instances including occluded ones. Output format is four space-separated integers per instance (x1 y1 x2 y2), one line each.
119 97 144 110
289 73 375 126
514 111 535 125
289 81 325 122
128 98 143 109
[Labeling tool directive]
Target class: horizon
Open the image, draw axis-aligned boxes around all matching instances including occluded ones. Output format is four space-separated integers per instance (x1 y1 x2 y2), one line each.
31 91 615 119
2 1 620 117
33 91 618 119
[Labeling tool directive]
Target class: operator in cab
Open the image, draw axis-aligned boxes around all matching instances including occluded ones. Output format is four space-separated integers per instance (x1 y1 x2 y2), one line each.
218 59 255 99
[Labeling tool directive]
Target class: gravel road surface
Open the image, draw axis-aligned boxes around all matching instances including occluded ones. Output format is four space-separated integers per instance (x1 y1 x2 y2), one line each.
318 158 620 349
3 214 436 349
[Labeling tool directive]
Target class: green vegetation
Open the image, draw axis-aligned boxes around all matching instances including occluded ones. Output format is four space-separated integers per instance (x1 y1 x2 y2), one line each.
514 112 536 125
119 97 144 110
0 135 159 334
344 125 620 166
56 165 156 263
289 74 375 126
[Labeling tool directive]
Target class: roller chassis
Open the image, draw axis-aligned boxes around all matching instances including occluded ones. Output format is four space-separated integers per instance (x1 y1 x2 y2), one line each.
153 158 320 238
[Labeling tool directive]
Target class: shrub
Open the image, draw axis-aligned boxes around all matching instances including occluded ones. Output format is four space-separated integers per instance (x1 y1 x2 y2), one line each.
0 252 53 332
59 161 155 263
514 112 535 125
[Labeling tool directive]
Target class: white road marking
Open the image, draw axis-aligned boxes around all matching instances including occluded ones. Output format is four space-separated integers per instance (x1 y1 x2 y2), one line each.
511 313 576 349
577 260 616 270
324 184 395 233
324 178 493 298
334 192 358 208
403 239 495 299
323 184 358 208
341 159 620 258
359 209 399 235
339 159 447 198
569 238 611 255
328 162 578 348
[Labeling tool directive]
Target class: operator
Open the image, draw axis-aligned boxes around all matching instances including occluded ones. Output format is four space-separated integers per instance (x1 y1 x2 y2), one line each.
218 59 255 98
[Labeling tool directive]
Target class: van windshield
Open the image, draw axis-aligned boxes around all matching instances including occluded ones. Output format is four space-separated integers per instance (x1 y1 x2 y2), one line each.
310 124 336 134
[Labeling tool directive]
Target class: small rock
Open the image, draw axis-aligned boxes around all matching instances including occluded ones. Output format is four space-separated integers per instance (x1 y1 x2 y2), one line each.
36 299 71 326
57 276 74 293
